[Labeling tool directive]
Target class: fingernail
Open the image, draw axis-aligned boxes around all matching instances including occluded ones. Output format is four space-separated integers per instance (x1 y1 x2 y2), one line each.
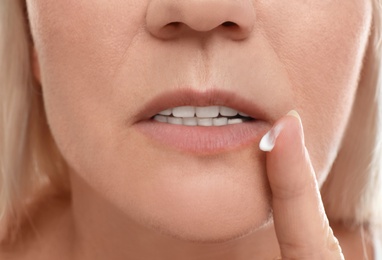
287 110 302 125
287 109 304 144
259 124 283 152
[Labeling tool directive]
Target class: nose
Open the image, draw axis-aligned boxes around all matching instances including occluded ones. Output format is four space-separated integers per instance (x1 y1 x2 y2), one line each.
146 0 256 41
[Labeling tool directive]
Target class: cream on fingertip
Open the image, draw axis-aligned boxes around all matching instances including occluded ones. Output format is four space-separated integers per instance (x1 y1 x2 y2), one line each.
259 124 282 152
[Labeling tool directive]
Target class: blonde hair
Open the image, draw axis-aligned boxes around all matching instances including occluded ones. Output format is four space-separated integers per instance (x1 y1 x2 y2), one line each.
0 0 69 242
321 0 382 228
0 0 381 243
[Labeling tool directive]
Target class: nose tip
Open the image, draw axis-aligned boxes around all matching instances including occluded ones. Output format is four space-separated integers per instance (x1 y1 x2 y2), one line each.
146 0 256 41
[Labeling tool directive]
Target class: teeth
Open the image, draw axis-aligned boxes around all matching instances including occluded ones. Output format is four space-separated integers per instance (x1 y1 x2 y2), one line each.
219 106 238 116
195 106 219 117
172 106 195 117
197 118 213 126
167 117 183 125
213 117 228 126
158 109 172 116
183 117 198 126
154 115 168 123
228 118 244 125
153 106 253 126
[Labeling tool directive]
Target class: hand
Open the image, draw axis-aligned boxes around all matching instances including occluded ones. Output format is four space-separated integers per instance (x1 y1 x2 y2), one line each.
259 111 344 260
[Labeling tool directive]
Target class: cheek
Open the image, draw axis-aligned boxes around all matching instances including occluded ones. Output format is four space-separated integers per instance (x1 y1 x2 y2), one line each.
258 0 372 179
28 0 146 95
28 1 148 163
28 3 160 212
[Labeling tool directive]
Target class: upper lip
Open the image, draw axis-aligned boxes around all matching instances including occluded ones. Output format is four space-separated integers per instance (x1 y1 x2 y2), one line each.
134 88 269 122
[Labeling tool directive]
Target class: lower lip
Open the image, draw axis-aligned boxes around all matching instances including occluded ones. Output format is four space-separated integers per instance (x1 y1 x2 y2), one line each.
135 119 270 154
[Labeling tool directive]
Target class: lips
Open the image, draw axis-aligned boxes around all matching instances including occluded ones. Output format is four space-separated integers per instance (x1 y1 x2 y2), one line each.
134 89 271 154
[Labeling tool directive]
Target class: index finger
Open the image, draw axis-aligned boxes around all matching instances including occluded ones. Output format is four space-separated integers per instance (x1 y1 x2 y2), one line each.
260 111 344 259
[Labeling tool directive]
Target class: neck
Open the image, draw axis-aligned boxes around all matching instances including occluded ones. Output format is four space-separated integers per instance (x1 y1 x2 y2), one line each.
69 173 282 260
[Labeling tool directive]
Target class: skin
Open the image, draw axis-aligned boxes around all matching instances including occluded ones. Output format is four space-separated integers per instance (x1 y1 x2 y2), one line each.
13 0 373 259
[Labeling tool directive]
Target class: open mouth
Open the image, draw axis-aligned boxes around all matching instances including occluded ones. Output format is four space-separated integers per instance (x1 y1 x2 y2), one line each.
152 105 254 126
135 89 270 153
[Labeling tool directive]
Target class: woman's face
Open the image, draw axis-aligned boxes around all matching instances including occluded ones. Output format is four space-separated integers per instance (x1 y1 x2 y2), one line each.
26 0 372 241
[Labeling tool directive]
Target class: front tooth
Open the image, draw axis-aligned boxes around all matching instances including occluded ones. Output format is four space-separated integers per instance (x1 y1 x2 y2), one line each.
159 109 172 116
220 106 238 116
195 106 219 117
168 117 183 125
172 106 195 117
228 118 244 125
183 117 197 126
197 118 213 126
213 117 228 126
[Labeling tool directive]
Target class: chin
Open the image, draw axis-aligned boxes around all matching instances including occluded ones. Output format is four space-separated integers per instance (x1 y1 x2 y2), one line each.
111 141 273 243
141 192 273 243
126 152 272 243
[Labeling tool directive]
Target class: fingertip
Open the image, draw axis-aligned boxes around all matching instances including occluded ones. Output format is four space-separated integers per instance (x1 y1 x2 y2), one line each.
270 110 306 167
259 110 304 153
286 110 304 145
261 109 308 195
286 110 301 122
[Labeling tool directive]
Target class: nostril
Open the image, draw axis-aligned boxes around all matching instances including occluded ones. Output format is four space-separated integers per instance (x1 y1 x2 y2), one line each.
221 21 237 27
157 20 248 41
167 22 182 28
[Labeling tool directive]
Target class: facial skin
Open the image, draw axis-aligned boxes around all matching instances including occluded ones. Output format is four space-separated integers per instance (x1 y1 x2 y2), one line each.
26 0 372 258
